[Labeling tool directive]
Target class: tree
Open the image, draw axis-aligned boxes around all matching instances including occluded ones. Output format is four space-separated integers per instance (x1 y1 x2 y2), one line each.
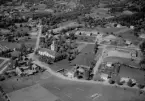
127 79 133 87
115 76 124 85
94 42 99 54
83 70 90 80
139 58 145 70
69 32 76 40
140 40 145 55
109 78 115 84
20 43 27 55
137 83 145 89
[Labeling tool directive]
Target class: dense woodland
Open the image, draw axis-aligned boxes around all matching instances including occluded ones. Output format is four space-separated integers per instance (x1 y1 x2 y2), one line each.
110 0 145 31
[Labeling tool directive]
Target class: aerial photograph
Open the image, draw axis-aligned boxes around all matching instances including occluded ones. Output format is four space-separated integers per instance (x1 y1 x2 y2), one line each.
0 0 145 101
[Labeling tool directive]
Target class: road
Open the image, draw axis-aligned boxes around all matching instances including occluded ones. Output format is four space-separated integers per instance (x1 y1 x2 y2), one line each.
34 24 42 52
93 46 106 74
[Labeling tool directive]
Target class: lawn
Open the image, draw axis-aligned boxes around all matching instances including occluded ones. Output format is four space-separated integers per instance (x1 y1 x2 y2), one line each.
103 57 140 68
71 52 95 67
8 84 59 101
76 36 96 42
50 59 73 71
119 65 145 84
80 44 95 53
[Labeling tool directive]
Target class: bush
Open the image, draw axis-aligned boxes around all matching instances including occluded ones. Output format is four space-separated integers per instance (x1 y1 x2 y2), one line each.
116 76 124 85
137 84 145 89
109 79 115 84
127 79 133 87
0 75 5 81
93 74 103 81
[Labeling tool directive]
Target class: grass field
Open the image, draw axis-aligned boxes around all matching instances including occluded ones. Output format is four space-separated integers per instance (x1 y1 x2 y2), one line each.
0 71 145 101
8 84 59 101
50 59 73 71
76 36 96 42
0 38 36 49
103 57 140 68
80 44 95 53
118 31 142 46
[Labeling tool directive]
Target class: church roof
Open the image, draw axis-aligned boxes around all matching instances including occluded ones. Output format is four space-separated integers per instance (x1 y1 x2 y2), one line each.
38 48 57 57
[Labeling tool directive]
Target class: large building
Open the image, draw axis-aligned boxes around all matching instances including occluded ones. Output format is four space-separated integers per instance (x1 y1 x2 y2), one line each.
38 41 57 59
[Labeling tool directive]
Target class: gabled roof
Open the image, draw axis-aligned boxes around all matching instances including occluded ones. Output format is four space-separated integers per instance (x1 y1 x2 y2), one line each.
38 48 57 57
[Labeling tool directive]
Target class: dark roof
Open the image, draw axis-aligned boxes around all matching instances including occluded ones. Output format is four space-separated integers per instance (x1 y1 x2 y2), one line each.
71 52 95 67
38 48 57 57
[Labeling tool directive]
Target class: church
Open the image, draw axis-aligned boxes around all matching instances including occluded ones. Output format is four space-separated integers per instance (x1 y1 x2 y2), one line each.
38 40 58 59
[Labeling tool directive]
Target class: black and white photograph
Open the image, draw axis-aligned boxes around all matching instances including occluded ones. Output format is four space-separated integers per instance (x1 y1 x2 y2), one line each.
0 0 145 101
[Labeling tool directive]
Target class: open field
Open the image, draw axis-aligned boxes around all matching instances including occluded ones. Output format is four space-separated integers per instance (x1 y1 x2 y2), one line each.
50 59 73 71
1 72 145 101
8 84 59 101
103 57 140 68
80 44 95 53
76 36 96 43
119 65 145 84
0 39 36 49
118 31 142 46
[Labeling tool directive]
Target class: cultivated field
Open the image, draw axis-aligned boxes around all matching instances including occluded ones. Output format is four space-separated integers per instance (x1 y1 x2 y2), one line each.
1 72 144 101
0 59 4 65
